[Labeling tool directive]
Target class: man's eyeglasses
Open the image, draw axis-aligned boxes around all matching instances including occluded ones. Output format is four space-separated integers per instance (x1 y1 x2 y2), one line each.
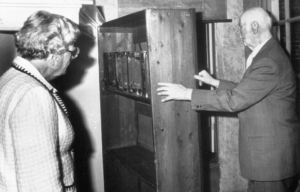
65 47 80 60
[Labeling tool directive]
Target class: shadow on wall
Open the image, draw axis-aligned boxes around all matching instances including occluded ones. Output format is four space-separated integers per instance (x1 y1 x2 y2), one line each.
51 33 96 192
0 32 17 77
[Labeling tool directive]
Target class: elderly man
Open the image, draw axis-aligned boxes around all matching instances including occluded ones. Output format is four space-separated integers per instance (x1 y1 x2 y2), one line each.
157 7 300 192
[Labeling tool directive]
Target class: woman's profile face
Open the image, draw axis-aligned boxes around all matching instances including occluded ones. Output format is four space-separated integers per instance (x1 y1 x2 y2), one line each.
58 47 73 75
48 44 75 80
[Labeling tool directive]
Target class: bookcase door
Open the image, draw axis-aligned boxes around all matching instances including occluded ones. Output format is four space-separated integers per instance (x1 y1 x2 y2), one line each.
146 9 201 192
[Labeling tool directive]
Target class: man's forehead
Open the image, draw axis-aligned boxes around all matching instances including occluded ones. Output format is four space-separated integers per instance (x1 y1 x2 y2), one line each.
240 11 254 24
239 14 249 26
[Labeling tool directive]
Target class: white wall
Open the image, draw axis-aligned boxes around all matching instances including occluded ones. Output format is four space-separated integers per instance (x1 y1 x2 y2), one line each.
64 1 118 191
59 26 105 192
60 1 119 191
95 0 118 21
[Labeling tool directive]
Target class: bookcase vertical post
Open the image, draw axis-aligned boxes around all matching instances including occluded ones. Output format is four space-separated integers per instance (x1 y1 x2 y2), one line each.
146 9 201 192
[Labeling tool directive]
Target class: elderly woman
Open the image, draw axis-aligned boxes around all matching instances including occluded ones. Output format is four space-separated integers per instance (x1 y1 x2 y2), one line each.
0 11 80 191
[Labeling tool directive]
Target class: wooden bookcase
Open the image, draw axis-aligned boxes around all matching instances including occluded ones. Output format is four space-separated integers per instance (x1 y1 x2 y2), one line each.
99 8 202 192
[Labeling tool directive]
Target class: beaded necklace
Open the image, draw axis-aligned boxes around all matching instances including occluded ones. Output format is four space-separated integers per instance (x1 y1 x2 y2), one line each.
12 62 69 117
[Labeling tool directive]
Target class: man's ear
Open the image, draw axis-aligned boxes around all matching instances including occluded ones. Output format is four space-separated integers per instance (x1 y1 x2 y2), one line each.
251 21 259 35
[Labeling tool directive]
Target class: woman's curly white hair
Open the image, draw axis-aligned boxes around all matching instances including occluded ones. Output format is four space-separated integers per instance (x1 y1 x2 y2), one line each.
15 10 81 60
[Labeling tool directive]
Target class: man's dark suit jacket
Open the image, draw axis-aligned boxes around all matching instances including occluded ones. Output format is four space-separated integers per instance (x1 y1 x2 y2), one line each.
191 38 300 181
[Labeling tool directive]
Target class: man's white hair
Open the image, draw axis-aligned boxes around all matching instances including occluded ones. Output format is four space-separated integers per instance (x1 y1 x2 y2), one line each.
241 7 272 33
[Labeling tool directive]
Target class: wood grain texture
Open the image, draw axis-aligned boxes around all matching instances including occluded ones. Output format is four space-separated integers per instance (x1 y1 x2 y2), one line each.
118 0 228 20
118 0 204 17
99 8 201 192
146 9 177 192
100 31 138 149
146 9 201 192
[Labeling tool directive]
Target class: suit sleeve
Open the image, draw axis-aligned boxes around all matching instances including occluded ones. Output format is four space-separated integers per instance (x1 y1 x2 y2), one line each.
10 87 63 192
218 79 238 90
191 58 279 112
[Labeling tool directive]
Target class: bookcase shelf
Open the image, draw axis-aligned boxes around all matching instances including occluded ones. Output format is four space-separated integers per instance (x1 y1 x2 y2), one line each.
104 88 151 104
106 146 156 187
99 8 201 192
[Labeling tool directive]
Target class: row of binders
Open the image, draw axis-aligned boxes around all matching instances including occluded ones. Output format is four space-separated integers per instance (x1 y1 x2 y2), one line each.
103 51 151 99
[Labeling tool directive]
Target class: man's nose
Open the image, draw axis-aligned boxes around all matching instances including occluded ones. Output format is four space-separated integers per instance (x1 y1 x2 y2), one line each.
236 28 242 38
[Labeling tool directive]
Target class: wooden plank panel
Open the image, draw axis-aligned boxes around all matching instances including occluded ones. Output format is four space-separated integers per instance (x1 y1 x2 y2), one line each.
141 180 156 192
100 93 138 149
119 0 204 17
116 33 134 52
107 146 156 187
146 9 178 192
119 0 228 21
101 32 117 52
133 25 147 44
100 27 133 33
100 32 121 149
136 102 154 151
135 102 152 117
100 94 121 149
100 31 137 149
103 158 122 192
170 9 201 192
119 163 139 192
118 96 138 147
138 114 154 151
146 9 201 192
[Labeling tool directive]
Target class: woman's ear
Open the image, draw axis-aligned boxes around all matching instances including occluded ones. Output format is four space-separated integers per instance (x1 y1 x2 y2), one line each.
47 54 58 67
